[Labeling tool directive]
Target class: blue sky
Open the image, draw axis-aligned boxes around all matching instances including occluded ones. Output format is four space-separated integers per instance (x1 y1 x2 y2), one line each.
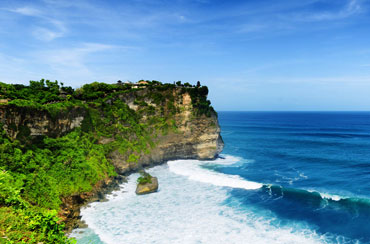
1 0 370 110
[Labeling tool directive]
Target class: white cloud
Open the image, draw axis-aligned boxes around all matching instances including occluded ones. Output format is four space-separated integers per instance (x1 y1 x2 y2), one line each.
32 19 67 41
0 53 40 84
5 5 67 41
347 0 362 14
39 43 115 70
293 0 363 22
11 7 42 16
33 28 63 41
26 43 128 85
232 0 365 37
0 43 131 86
178 15 186 22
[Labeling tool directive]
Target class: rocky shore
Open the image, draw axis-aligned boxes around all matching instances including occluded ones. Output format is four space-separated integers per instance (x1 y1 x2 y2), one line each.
0 85 224 235
60 175 126 232
61 126 224 232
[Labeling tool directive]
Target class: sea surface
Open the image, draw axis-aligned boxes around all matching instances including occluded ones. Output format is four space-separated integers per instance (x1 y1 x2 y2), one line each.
71 111 370 244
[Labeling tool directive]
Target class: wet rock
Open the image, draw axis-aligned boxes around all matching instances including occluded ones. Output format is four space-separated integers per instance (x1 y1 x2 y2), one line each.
136 177 158 195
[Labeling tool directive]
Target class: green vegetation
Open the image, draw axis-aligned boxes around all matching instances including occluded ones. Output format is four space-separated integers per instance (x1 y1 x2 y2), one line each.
136 171 153 185
0 126 112 243
0 79 215 243
0 168 73 243
181 85 216 117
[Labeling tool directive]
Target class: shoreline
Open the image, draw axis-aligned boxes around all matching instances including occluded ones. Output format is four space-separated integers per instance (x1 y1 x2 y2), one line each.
62 156 219 233
0 82 224 243
61 174 127 233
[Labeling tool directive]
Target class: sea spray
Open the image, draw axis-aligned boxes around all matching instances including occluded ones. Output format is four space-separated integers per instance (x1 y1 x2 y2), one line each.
71 158 331 244
167 155 263 190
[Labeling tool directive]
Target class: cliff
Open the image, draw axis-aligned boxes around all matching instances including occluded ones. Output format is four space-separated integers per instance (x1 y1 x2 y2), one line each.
0 80 223 242
108 88 223 174
0 85 223 168
0 105 86 139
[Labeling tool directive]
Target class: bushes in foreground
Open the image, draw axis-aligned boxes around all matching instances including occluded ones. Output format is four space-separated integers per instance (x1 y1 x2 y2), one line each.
0 170 73 243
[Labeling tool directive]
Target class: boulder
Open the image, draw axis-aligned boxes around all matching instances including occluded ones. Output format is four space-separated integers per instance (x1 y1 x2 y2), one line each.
135 177 158 195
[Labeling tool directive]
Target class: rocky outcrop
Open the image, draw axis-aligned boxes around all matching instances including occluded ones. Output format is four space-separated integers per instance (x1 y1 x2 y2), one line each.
0 89 223 161
0 89 223 171
135 177 158 195
0 105 86 139
109 90 224 174
60 175 126 232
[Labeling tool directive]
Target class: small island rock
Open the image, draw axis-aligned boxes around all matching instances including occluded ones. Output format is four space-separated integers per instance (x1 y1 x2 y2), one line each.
135 177 158 195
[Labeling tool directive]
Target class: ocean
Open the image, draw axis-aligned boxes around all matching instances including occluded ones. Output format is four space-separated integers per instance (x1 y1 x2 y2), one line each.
71 111 370 244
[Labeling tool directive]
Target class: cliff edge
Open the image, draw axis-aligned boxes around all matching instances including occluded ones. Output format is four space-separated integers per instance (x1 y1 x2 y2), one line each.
0 83 224 173
108 87 224 174
0 80 223 241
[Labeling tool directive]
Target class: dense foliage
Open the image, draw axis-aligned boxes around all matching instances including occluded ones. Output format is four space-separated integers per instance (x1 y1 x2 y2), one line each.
0 125 113 243
136 171 153 185
0 165 73 243
182 85 215 117
0 79 215 243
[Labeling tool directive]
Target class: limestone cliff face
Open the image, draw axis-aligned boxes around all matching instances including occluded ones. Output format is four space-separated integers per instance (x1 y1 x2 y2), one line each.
0 87 224 174
0 105 86 140
107 88 224 174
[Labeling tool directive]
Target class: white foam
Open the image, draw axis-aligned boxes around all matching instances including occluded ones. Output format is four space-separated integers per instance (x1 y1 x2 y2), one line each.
305 189 346 202
71 159 332 244
208 154 244 165
319 193 343 201
168 155 262 190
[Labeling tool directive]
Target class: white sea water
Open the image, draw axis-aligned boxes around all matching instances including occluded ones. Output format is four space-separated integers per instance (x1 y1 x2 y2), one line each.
70 155 331 244
167 156 262 190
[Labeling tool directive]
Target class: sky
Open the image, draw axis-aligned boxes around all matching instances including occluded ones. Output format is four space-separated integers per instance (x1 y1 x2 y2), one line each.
1 0 370 111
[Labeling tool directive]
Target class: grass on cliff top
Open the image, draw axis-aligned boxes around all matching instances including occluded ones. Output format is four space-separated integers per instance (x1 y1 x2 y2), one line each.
0 79 215 117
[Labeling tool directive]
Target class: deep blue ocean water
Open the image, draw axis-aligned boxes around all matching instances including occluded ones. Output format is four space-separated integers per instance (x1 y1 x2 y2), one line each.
218 111 370 243
72 111 370 244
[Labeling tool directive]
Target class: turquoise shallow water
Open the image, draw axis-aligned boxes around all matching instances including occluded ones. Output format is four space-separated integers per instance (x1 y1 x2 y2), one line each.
72 111 370 244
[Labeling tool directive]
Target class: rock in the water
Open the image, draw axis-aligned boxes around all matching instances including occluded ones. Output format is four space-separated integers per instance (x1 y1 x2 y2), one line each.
135 177 158 195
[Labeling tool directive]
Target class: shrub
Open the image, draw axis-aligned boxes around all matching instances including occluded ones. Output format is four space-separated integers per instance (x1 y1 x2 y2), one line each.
137 171 152 185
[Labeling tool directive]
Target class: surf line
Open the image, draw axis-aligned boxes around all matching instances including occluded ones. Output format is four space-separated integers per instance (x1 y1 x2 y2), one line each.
167 158 263 190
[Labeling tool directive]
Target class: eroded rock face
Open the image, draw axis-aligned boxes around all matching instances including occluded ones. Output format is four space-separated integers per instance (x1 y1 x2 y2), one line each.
109 89 224 174
135 177 159 195
60 175 126 232
0 105 86 139
0 87 224 172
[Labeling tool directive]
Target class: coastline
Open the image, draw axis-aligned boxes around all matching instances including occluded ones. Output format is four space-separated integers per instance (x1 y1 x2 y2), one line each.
0 82 224 243
62 155 222 233
69 153 331 244
61 91 225 233
61 174 126 232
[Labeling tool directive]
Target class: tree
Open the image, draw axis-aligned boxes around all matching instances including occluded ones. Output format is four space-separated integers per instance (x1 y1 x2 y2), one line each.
196 81 201 87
